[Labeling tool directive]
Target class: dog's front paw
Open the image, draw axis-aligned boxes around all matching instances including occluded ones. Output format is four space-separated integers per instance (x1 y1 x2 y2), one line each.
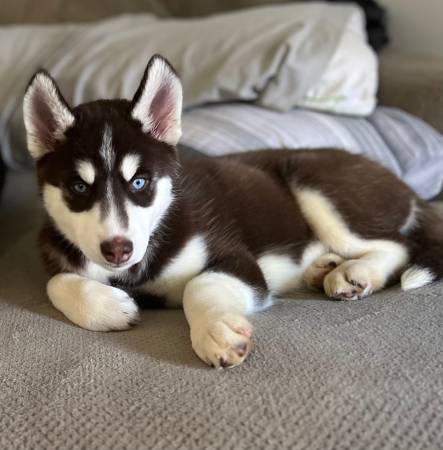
49 280 140 331
48 274 140 332
79 284 140 331
190 314 253 369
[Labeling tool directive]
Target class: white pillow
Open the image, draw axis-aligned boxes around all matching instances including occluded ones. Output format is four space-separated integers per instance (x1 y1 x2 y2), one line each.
0 3 377 169
258 4 377 116
295 8 378 115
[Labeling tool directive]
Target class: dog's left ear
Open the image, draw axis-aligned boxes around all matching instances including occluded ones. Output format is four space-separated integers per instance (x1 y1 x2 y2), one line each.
131 55 183 146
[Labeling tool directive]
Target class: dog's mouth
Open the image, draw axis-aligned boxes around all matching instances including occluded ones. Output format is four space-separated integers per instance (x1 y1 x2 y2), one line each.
103 261 134 271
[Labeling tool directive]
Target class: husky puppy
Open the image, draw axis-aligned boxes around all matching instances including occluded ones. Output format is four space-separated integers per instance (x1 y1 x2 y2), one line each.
23 55 443 368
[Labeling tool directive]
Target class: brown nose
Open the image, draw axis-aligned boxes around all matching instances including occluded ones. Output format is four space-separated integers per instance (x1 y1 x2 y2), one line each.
100 237 133 265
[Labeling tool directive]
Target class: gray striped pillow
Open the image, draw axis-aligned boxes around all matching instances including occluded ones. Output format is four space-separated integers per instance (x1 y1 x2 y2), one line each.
181 104 443 199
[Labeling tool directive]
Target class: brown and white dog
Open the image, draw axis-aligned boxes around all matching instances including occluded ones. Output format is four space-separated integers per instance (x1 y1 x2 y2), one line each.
23 55 443 368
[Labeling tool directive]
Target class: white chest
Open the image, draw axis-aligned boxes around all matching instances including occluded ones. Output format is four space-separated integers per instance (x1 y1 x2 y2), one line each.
139 234 209 307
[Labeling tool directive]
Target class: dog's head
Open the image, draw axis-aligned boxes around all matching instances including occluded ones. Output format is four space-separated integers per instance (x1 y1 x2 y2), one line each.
23 55 182 271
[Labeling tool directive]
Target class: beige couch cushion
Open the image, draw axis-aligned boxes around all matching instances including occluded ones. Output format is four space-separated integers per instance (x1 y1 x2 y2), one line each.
0 217 442 449
378 50 443 135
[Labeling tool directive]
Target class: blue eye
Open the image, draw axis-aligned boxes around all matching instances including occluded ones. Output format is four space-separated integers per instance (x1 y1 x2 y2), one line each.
130 177 147 191
72 182 89 194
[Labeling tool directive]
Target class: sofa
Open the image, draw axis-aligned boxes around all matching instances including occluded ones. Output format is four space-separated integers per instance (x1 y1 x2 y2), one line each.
1 2 442 450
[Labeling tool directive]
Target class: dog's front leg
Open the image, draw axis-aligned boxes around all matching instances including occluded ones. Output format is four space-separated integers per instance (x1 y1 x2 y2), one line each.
47 273 140 331
183 271 262 369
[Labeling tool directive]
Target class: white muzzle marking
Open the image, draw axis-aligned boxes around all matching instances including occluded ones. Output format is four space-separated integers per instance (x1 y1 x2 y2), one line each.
43 176 174 272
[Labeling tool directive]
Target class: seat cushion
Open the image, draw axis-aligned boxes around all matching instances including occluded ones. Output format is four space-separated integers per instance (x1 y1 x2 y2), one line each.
0 227 442 450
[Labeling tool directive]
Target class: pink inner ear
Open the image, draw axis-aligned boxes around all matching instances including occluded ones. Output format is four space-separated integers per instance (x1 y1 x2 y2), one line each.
149 84 174 139
31 87 59 149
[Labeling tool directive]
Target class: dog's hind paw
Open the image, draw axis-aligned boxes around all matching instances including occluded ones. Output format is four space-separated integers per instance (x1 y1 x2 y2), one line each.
323 260 375 301
303 253 345 290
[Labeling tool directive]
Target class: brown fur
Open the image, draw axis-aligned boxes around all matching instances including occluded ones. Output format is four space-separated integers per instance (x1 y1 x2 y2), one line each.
39 146 443 306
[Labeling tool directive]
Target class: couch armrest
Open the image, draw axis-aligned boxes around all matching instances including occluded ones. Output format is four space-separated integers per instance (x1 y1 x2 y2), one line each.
378 50 443 134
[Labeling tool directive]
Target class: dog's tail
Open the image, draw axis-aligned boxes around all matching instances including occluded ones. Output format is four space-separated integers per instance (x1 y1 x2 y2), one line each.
401 204 443 290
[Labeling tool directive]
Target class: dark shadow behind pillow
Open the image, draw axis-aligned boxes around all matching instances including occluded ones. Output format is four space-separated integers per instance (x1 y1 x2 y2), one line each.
0 154 5 202
325 0 388 50
0 1 389 50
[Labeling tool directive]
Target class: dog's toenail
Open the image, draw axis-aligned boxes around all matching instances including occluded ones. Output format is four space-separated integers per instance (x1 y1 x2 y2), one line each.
218 356 230 368
235 343 247 356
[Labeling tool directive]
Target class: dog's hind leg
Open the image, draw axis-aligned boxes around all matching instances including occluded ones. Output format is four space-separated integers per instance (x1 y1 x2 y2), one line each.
295 188 409 300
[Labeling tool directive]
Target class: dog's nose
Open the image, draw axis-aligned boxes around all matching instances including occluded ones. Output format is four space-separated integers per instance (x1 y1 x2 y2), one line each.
100 237 133 265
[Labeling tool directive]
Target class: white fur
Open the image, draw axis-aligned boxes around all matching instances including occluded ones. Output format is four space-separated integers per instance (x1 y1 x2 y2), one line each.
47 273 139 331
120 154 140 182
98 126 119 238
44 186 118 266
400 199 419 235
23 72 75 159
131 57 182 145
183 272 255 367
76 160 96 185
257 242 326 294
100 124 114 172
401 266 435 290
296 188 366 256
124 176 174 266
104 192 125 235
80 261 116 284
43 176 173 271
141 235 208 307
295 188 409 294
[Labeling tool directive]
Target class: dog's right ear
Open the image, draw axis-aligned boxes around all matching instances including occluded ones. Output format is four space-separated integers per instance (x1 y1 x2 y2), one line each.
131 55 183 146
23 70 75 160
